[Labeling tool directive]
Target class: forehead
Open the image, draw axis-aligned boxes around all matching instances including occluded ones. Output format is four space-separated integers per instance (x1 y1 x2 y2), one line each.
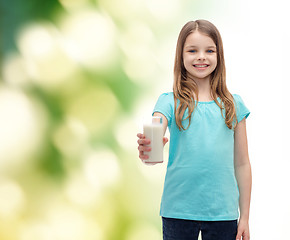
184 31 216 48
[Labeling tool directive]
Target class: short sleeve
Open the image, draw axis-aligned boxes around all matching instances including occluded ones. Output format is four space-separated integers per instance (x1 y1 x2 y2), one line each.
152 92 173 126
233 94 250 123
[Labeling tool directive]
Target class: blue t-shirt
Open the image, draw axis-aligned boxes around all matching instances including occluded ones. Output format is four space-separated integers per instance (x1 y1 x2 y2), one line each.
153 92 250 221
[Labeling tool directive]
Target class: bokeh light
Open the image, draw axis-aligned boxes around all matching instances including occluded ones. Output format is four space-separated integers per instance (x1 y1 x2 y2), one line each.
60 9 117 71
0 179 25 218
17 22 77 87
0 87 46 173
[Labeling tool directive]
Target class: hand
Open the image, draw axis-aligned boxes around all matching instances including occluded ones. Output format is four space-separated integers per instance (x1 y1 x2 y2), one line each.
236 218 250 240
137 133 168 165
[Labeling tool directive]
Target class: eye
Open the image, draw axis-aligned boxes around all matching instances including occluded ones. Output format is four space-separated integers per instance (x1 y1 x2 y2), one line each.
188 50 196 53
207 50 215 53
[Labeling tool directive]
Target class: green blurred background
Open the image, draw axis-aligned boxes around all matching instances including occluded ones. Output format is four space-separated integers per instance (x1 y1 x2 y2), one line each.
0 0 243 239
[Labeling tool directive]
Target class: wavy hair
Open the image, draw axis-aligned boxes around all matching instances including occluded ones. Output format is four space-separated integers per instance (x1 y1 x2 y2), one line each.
173 20 237 131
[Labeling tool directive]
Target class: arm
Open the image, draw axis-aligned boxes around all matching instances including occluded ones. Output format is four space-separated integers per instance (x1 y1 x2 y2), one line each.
234 117 252 240
153 112 168 136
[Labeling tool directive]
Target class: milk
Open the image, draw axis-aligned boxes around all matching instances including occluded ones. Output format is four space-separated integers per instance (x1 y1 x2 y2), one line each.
143 117 164 163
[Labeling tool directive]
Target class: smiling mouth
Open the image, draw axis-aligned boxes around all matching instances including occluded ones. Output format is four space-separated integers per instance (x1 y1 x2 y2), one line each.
193 64 209 67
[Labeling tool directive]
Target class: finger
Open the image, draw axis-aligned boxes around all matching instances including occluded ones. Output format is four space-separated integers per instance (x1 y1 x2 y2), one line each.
139 153 149 160
163 137 168 145
243 234 250 240
137 138 151 145
138 145 151 152
137 133 145 139
236 232 242 240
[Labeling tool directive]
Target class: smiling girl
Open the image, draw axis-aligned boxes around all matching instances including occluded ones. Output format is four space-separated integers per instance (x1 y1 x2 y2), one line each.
137 20 252 240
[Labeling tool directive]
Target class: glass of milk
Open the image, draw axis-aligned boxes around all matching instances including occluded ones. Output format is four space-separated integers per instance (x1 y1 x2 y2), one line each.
143 116 164 163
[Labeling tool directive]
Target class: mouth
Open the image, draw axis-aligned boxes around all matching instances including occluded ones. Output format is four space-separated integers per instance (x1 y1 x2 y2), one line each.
193 64 209 68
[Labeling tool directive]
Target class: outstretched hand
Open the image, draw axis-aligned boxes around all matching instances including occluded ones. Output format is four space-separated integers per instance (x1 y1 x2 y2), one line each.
137 133 168 165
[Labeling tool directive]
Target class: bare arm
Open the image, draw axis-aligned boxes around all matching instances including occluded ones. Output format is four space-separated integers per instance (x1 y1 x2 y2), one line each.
153 112 168 136
234 117 252 240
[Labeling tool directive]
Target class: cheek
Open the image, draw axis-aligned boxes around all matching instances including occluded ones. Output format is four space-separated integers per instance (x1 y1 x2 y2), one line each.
210 56 218 67
211 62 218 75
183 57 189 67
183 59 193 71
183 55 193 65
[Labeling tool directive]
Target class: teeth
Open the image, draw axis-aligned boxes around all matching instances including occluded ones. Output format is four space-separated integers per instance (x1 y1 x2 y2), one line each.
194 65 208 67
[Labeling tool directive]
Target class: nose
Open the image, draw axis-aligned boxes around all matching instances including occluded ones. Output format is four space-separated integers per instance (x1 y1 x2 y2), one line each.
197 51 205 60
197 52 206 60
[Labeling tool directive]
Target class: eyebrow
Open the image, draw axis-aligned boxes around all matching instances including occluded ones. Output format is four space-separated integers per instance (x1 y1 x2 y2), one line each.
185 45 216 49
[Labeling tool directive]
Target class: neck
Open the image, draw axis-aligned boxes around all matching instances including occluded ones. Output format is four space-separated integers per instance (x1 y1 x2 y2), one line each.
190 76 213 100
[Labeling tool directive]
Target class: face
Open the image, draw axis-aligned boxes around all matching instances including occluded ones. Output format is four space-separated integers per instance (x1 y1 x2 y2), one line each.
183 31 217 82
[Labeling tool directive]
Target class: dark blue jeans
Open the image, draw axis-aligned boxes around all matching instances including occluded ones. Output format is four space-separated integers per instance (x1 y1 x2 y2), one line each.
162 217 238 240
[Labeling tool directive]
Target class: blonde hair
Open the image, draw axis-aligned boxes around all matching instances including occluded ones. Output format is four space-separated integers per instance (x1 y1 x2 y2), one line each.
173 19 237 131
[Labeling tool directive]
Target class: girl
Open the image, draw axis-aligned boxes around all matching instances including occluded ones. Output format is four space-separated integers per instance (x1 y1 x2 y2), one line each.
137 20 251 240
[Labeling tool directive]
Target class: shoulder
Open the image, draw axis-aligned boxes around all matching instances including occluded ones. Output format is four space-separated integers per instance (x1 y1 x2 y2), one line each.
159 92 174 98
154 92 174 125
157 92 174 102
154 92 174 108
232 93 250 122
232 93 242 101
232 93 246 106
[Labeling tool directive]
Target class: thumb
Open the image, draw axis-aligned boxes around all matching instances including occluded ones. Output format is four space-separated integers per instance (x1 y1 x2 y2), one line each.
163 137 168 146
